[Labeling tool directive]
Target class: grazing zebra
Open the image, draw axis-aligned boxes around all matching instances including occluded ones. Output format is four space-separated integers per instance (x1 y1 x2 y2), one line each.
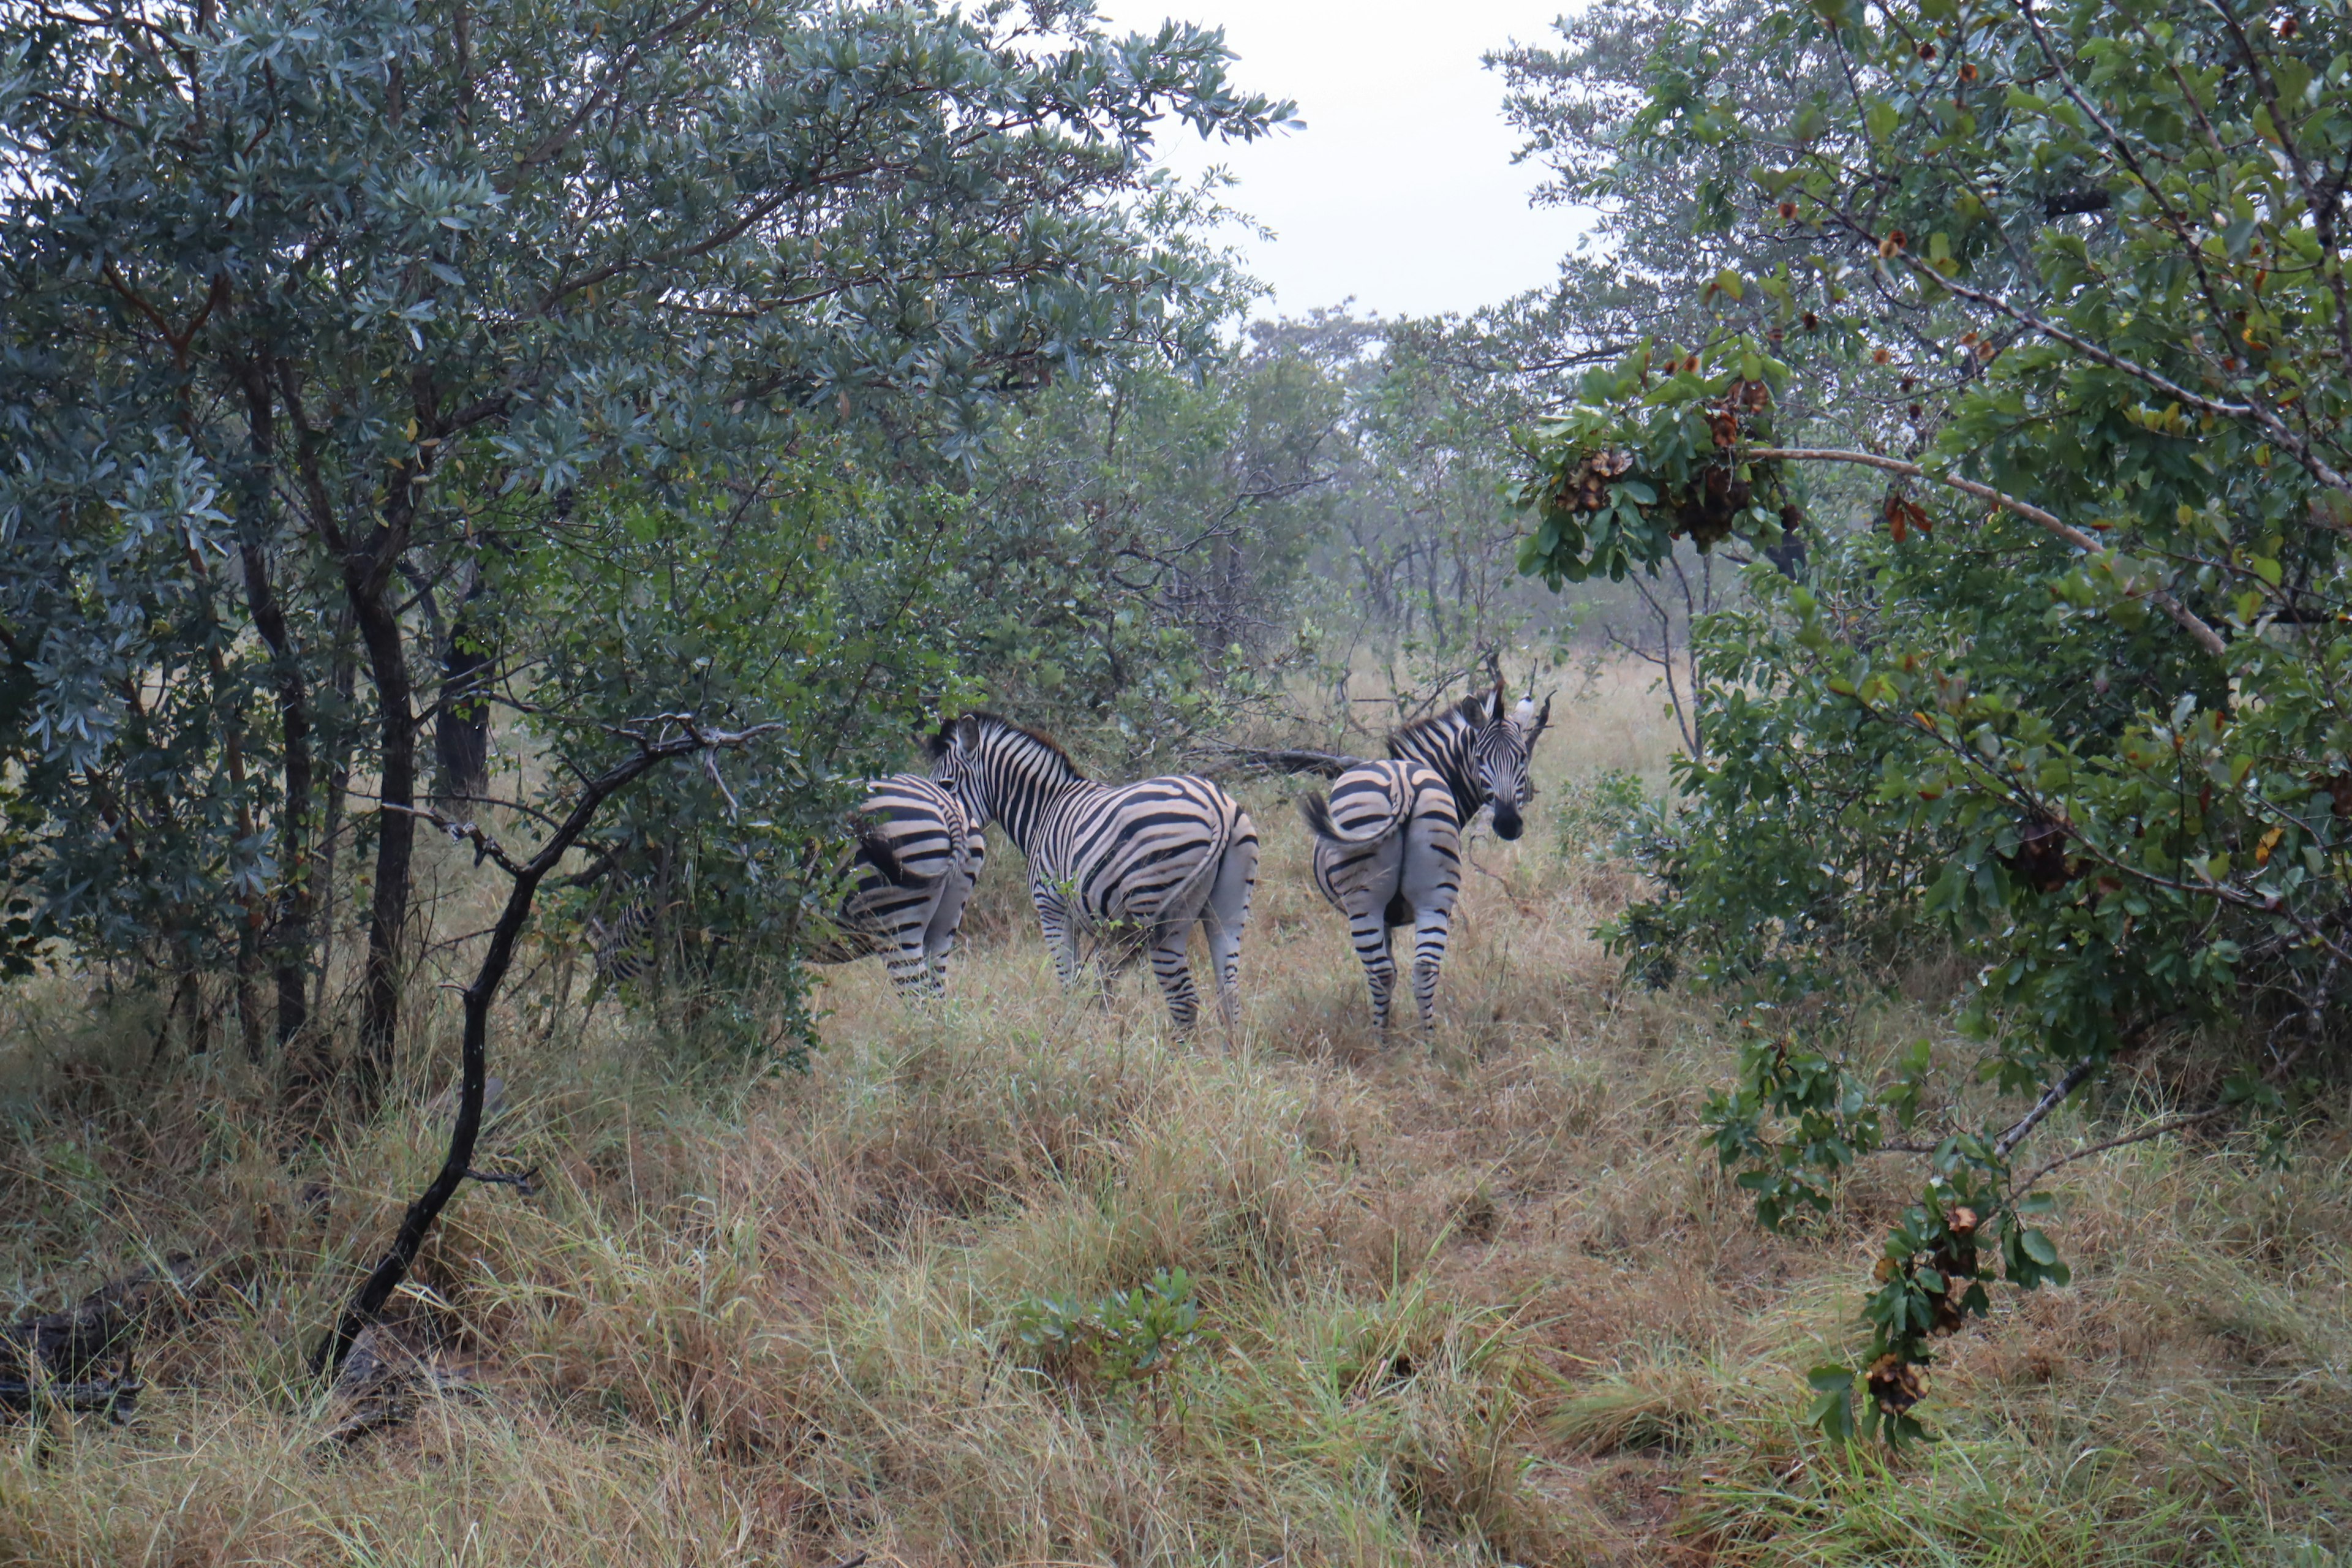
807 772 987 993
928 713 1258 1034
1299 682 1551 1032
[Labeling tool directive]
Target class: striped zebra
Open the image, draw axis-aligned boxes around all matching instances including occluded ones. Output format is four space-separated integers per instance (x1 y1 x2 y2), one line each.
928 713 1258 1034
806 772 987 994
585 899 666 990
1298 682 1551 1032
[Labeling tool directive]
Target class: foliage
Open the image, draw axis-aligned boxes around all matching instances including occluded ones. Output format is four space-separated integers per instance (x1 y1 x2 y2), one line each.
954 320 1354 767
521 454 970 1019
0 0 1288 1080
1006 1266 1205 1411
1516 0 2352 1440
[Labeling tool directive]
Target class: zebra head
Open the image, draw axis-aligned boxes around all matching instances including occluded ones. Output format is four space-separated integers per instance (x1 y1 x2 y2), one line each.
927 715 986 828
927 712 1086 852
1469 682 1550 841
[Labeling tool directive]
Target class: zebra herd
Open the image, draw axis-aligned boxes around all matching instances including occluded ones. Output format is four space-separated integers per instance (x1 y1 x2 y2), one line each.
793 679 1550 1036
594 680 1550 1035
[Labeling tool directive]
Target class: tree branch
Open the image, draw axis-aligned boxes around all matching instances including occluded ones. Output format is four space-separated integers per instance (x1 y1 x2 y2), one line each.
1746 447 2228 655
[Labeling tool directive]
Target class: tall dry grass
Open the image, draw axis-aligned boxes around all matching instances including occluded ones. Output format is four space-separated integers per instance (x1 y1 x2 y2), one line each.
0 665 2346 1566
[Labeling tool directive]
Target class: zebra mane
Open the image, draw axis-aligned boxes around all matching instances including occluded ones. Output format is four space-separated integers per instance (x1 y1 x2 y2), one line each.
930 711 1088 782
1389 687 1499 751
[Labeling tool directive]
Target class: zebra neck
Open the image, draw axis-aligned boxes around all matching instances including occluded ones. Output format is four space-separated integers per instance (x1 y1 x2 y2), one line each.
1392 725 1482 819
986 775 1096 863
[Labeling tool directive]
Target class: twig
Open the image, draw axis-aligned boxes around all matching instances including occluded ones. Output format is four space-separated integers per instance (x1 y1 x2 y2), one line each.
2010 1107 2231 1194
1993 1058 2103 1159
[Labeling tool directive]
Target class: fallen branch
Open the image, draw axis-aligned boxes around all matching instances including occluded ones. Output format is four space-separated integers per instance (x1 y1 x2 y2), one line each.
0 1366 143 1421
1188 741 1362 779
1 1253 204 1385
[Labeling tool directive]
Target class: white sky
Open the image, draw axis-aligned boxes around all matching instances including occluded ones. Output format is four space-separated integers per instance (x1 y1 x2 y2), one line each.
1100 0 1597 321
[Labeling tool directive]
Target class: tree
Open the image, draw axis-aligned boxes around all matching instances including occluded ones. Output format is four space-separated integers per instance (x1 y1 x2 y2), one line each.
1518 0 2350 1441
1 0 1289 1101
952 314 1358 767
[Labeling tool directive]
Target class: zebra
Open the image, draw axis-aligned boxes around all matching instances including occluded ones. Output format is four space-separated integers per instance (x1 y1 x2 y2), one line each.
582 774 984 1002
927 712 1259 1034
806 771 987 994
1298 681 1551 1032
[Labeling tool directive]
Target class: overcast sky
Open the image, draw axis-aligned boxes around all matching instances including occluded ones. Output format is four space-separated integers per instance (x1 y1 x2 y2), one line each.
1099 0 1595 322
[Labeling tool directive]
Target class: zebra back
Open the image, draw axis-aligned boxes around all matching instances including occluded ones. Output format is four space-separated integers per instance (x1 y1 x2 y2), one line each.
931 712 1250 930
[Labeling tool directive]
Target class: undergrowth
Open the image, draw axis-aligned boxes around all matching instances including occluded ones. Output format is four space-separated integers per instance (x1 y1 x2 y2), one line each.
0 698 2346 1566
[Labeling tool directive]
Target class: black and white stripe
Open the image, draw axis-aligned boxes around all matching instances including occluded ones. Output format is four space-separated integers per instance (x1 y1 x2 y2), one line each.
1299 682 1550 1031
929 713 1258 1033
586 899 667 990
809 772 986 994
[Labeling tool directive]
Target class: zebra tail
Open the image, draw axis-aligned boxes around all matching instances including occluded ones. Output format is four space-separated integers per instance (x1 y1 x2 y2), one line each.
853 826 917 888
1297 777 1406 846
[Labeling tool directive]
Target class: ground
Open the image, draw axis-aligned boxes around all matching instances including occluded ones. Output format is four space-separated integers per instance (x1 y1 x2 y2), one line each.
0 674 2345 1566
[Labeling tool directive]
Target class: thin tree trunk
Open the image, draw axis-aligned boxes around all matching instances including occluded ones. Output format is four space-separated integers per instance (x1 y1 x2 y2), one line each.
349 561 415 1109
434 565 492 802
277 359 418 1109
312 722 778 1379
238 368 315 1049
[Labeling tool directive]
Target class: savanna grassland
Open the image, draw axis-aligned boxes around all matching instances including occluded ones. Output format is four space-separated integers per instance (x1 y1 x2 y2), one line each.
1 673 2346 1567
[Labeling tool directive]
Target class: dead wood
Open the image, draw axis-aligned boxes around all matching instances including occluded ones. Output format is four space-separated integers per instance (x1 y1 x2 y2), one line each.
1188 741 1362 779
0 1253 203 1382
0 1253 213 1420
320 1322 483 1444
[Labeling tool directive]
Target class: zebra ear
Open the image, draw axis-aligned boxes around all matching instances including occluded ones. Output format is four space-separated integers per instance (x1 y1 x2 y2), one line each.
1534 693 1553 736
1512 697 1534 726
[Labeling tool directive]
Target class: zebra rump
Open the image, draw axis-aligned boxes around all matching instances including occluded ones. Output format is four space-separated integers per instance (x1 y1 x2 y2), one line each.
807 772 985 994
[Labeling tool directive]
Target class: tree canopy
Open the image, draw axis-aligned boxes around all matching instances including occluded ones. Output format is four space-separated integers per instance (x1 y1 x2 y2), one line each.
0 0 1289 1094
1514 0 2352 1441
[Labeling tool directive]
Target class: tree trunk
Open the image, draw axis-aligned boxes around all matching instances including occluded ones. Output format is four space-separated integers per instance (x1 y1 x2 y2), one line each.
434 567 491 803
238 371 315 1052
347 543 416 1111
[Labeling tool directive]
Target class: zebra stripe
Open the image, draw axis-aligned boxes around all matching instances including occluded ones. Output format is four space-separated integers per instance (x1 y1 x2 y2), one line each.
586 899 667 989
1299 681 1551 1031
810 772 986 995
930 713 1258 1034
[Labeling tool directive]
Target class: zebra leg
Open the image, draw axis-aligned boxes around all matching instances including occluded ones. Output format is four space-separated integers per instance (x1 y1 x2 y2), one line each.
1407 907 1454 1030
1357 915 1397 1033
883 883 943 998
1339 837 1406 1034
1398 813 1464 1031
1148 922 1202 1036
1032 881 1082 988
1202 832 1258 1036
